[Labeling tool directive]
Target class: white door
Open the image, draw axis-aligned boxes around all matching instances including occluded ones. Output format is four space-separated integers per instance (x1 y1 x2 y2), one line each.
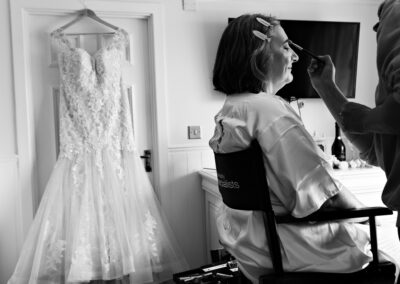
27 12 154 211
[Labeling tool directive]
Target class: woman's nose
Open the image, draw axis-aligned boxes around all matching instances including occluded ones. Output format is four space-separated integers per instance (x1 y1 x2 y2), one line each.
292 51 299 63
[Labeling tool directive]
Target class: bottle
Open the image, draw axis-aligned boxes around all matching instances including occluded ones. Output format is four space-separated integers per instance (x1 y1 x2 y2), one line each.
331 122 346 162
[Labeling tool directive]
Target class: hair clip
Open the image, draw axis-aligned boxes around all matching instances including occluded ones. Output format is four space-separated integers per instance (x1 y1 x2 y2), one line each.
256 17 272 28
252 17 272 41
252 30 271 42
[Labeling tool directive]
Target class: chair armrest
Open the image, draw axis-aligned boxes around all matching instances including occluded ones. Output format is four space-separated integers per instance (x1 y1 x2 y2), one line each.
276 206 392 224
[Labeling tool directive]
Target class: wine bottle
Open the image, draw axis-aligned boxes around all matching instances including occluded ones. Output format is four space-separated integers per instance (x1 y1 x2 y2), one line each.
331 122 346 161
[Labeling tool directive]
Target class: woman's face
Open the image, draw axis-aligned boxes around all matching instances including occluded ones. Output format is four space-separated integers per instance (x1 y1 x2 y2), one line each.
267 25 299 92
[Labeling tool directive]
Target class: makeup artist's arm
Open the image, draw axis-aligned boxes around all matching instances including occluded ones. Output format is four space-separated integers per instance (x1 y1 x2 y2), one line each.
309 56 400 134
342 95 400 133
307 56 375 152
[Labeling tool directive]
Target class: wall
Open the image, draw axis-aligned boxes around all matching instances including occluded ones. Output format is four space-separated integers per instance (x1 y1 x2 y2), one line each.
0 0 382 282
0 0 20 282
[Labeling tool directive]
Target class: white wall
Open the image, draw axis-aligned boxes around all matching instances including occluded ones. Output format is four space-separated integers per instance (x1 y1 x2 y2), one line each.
0 0 382 281
0 0 20 282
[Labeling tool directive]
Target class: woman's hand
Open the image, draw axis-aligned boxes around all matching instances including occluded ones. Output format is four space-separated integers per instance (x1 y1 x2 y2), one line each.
307 55 336 92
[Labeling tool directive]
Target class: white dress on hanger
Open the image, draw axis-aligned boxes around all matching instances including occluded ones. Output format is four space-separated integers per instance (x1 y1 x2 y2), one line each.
8 28 187 284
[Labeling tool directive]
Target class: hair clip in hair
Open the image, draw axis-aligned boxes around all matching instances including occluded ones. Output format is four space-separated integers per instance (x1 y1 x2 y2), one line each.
252 17 272 41
256 17 272 28
252 30 271 42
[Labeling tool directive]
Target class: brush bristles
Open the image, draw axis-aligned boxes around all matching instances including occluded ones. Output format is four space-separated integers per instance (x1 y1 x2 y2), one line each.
288 40 303 51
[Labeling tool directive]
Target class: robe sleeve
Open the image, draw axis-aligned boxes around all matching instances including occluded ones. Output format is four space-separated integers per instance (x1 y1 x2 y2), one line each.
257 115 343 218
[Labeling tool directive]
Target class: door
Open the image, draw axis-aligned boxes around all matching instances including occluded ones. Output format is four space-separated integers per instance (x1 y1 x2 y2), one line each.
27 12 154 211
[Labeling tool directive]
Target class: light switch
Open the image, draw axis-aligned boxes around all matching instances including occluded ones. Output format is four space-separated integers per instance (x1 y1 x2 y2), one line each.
188 126 201 139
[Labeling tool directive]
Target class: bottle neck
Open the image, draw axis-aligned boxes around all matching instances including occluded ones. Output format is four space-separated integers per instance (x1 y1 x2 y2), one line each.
335 123 341 138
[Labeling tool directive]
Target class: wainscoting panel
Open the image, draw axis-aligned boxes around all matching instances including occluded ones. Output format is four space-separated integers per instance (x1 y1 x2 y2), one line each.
167 145 215 269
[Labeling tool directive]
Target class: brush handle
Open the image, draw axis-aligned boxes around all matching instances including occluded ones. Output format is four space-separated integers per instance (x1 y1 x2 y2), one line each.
301 48 324 64
289 40 324 64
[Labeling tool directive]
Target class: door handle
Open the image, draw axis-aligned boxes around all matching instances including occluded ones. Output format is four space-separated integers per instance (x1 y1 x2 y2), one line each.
140 150 152 172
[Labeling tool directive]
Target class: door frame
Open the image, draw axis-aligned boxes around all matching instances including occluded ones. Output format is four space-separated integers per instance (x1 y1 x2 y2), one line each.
9 0 169 249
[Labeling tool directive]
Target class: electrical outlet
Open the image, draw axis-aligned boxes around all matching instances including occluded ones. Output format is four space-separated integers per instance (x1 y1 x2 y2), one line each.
188 126 201 139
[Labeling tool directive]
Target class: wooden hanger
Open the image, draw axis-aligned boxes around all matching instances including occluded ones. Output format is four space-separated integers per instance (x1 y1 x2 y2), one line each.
52 9 119 35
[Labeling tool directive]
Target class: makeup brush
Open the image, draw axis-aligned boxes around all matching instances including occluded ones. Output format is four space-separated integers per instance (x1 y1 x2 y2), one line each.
288 40 324 64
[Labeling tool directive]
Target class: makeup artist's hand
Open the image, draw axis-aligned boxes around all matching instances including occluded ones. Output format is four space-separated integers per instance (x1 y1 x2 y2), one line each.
307 55 336 91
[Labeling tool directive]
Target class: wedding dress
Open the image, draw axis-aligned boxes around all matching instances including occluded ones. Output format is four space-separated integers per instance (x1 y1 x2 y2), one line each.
8 28 187 284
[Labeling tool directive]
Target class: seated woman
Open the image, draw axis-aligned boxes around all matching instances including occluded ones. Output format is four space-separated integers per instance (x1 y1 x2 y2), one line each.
209 13 400 283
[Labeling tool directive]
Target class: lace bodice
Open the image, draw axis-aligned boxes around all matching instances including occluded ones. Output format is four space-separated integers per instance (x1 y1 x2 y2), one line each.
51 29 135 183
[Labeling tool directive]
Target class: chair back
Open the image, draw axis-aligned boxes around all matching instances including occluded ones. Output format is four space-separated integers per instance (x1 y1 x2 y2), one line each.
214 140 270 211
213 140 283 274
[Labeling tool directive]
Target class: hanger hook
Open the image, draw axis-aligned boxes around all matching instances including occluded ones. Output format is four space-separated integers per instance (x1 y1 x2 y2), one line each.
78 0 96 17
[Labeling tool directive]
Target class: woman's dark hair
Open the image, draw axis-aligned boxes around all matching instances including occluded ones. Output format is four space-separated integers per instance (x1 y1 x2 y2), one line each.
213 14 280 95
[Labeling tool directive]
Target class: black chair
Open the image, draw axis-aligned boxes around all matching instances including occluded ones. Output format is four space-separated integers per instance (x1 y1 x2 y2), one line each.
213 140 396 284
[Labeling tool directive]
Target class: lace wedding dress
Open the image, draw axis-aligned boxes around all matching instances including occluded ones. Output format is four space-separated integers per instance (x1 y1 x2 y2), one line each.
8 28 187 284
